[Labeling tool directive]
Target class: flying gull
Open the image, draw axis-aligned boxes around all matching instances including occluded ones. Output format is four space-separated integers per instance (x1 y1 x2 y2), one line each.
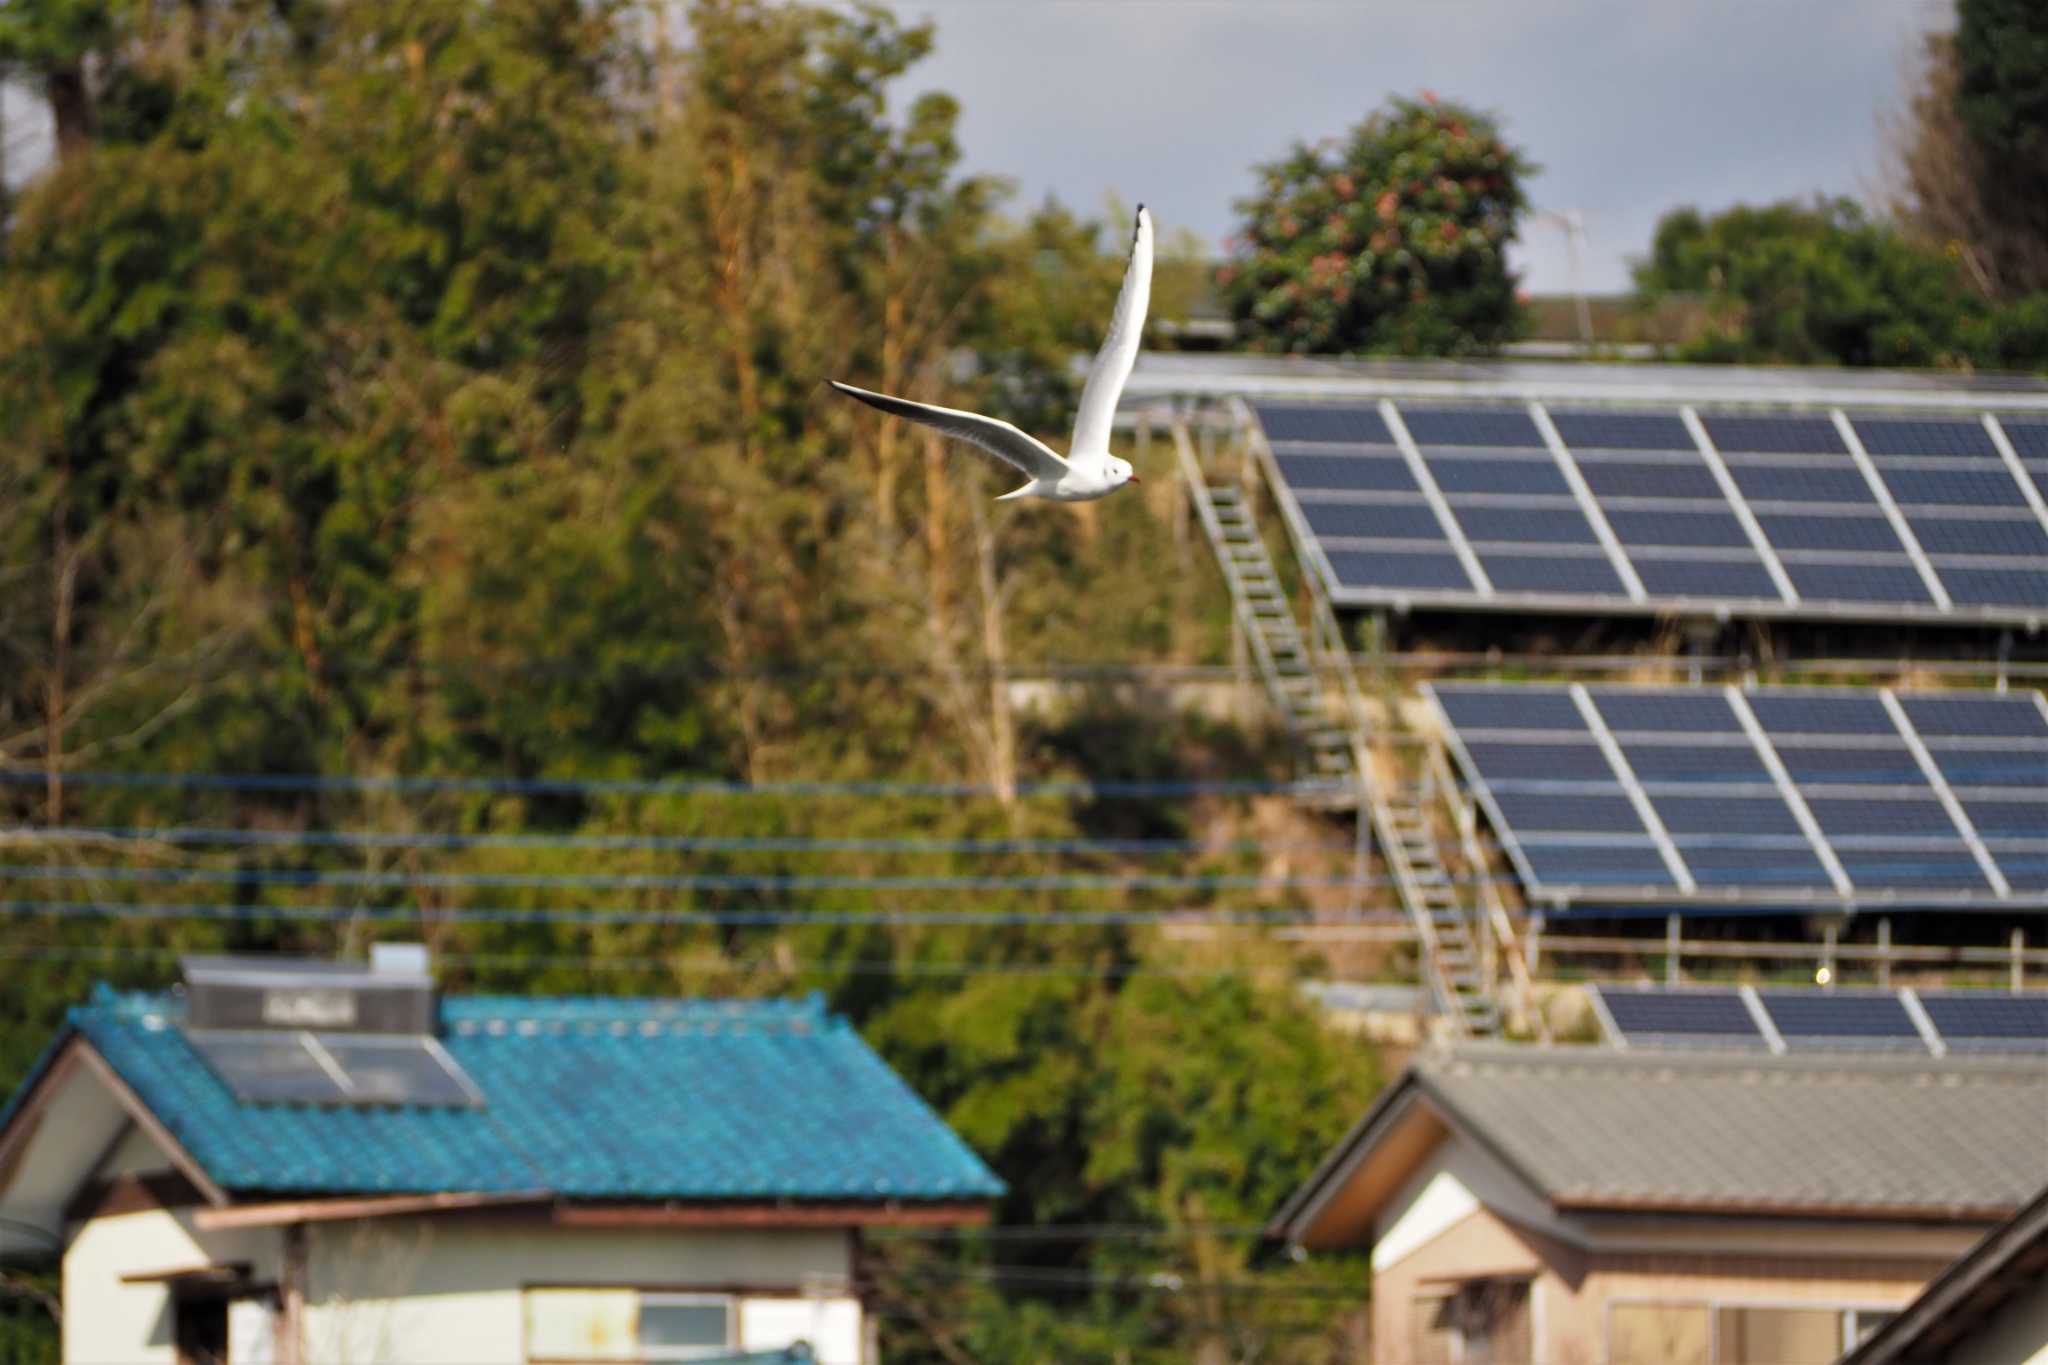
829 205 1153 502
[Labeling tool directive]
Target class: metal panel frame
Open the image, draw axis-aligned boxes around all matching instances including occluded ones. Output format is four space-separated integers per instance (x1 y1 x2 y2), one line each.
1897 988 1949 1058
1983 414 2048 534
1738 985 1789 1055
1380 400 1492 595
1834 409 1953 610
1721 688 1857 899
1682 405 1799 604
1880 690 2011 897
1531 402 1647 602
1420 684 1554 905
1572 684 1695 891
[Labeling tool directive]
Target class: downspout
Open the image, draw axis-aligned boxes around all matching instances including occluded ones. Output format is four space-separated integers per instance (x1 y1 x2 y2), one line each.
277 1222 307 1365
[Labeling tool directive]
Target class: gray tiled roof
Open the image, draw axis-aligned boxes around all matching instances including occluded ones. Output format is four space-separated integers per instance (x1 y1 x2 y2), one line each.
1419 1046 2048 1214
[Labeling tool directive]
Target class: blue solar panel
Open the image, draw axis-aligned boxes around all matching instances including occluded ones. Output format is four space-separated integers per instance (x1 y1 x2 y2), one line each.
1478 552 1629 595
1577 460 1726 500
1461 740 1618 782
1620 742 1770 783
1937 566 2048 608
1905 516 2048 557
1520 842 1675 888
1434 686 1584 731
1835 848 1992 892
1927 748 2048 787
1773 744 1925 786
1592 691 1743 734
1679 844 1836 888
1632 557 1783 600
1703 414 1846 455
1747 693 1899 736
1549 411 1694 451
1782 560 1934 605
1425 457 1572 496
1254 403 1393 445
1273 452 1419 492
1325 549 1473 591
1961 800 2048 838
1605 508 1752 549
1491 790 1647 835
1903 694 2048 740
1851 418 1997 458
1597 987 1759 1039
1727 462 1876 504
1400 407 1543 447
1453 503 1601 546
2003 422 2048 458
1879 465 2030 508
1918 992 2048 1046
1759 990 1919 1039
1755 513 1904 553
1651 794 1806 837
1299 499 1444 541
1804 797 1958 838
1995 851 2048 891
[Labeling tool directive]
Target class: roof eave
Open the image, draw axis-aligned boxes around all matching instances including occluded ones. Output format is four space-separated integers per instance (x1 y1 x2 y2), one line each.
1841 1181 2048 1365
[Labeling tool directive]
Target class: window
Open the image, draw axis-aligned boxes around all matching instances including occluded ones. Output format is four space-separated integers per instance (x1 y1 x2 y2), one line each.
639 1295 735 1361
1414 1280 1531 1364
1609 1302 1709 1365
1712 1306 1847 1365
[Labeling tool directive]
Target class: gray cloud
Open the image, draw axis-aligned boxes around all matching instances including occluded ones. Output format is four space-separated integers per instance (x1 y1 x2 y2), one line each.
891 0 1953 292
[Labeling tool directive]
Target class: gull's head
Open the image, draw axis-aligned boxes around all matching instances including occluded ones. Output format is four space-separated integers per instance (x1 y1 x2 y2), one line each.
1111 457 1139 487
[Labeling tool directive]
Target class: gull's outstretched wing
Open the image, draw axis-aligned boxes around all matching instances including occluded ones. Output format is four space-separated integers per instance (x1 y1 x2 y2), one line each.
829 381 1069 482
1068 204 1153 463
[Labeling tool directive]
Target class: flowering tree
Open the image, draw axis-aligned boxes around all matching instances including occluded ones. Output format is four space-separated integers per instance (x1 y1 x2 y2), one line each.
1219 93 1534 355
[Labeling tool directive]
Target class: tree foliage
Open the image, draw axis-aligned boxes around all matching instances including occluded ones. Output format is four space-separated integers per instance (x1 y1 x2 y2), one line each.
0 2 1379 1359
1219 93 1532 356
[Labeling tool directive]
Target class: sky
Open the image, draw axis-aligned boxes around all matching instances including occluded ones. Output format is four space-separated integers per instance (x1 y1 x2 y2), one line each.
884 0 1955 293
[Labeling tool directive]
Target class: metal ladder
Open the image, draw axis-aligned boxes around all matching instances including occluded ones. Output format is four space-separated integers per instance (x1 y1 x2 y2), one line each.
1173 425 1357 790
1375 783 1502 1037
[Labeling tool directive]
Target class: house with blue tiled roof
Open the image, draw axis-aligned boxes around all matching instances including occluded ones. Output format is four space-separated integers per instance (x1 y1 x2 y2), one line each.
0 949 1003 1365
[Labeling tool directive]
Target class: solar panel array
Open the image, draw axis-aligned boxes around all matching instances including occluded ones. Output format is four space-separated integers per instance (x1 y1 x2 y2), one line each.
1427 682 2048 909
1589 984 2048 1054
185 1028 483 1107
1250 401 2048 622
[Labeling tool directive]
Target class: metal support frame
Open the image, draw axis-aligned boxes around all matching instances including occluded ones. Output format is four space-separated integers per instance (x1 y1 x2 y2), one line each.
1880 689 2011 898
1834 408 1953 610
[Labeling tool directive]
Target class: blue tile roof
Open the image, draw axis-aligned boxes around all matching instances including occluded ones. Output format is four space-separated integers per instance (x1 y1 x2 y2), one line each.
28 986 1003 1203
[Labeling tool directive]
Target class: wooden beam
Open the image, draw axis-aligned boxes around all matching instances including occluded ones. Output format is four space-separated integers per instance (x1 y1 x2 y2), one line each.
553 1201 993 1230
194 1188 552 1230
0 1042 81 1198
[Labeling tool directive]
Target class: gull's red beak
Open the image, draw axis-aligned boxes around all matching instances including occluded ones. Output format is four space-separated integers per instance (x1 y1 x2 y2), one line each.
1129 473 1141 483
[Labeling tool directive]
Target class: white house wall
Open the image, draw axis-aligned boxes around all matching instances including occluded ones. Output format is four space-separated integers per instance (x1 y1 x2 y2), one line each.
303 1217 861 1365
62 1206 281 1365
1371 1132 1566 1271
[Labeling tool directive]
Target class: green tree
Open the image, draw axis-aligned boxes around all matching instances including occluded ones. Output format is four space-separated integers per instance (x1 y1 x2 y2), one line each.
1219 93 1533 356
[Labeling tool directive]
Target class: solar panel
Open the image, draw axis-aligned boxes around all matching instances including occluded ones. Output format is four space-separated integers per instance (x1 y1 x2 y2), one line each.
1272 452 1419 492
1962 800 2048 838
1917 992 2048 1048
1753 513 1903 553
1594 987 1762 1043
1520 842 1676 887
1548 410 1693 450
1833 848 1993 892
1477 551 1629 595
1434 686 1586 731
186 1030 351 1105
1604 508 1752 549
1576 460 1725 500
2003 421 2048 458
1852 417 1998 458
1462 740 1619 781
1453 503 1601 545
1490 790 1648 834
1401 407 1543 447
1651 794 1807 837
1591 691 1743 733
1905 516 2048 557
1677 843 1836 887
1900 699 2048 740
1299 499 1442 540
1325 549 1473 591
1781 560 1934 605
1252 403 1395 445
1747 694 1898 735
1879 465 2031 508
319 1036 481 1107
1726 462 1877 504
1631 557 1783 600
1803 797 1959 838
1924 748 2048 787
1938 567 2048 608
1702 414 1845 455
1772 743 1925 786
1757 990 1922 1043
1425 456 1572 496
1620 742 1773 783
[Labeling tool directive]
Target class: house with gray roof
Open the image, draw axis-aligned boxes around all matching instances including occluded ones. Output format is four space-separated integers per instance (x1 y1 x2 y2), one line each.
1269 1042 2048 1365
0 951 1003 1365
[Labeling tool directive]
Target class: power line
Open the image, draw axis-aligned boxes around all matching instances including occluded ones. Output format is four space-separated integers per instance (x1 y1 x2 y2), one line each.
0 864 1370 892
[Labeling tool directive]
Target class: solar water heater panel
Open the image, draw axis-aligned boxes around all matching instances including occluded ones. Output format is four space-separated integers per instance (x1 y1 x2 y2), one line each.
320 1035 482 1107
185 1030 350 1106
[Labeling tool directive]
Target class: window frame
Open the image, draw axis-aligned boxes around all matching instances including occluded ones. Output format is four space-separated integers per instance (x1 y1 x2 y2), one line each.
1602 1294 1911 1365
636 1292 737 1362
